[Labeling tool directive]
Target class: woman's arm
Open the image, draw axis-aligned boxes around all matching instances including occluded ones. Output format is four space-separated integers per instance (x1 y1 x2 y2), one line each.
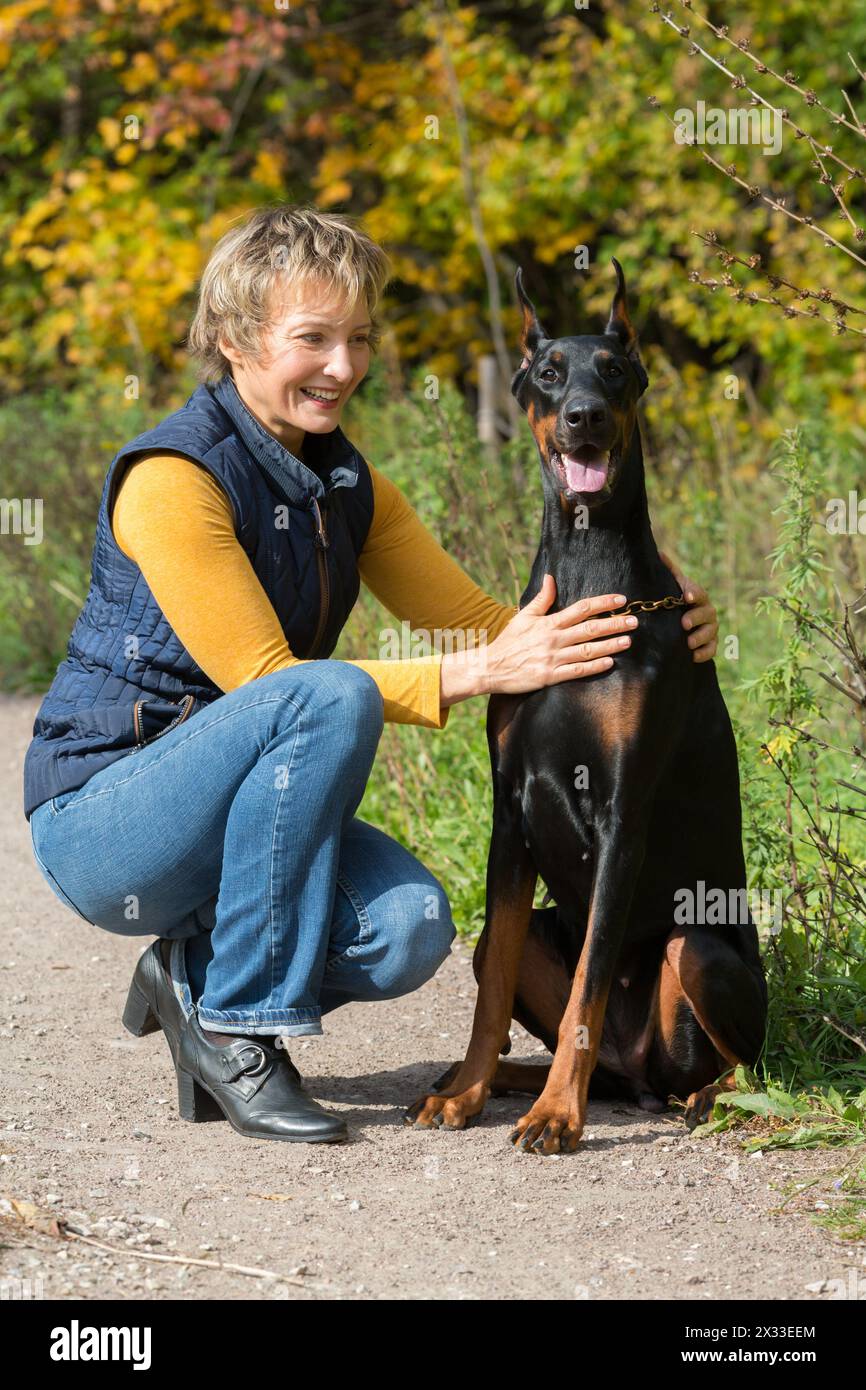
360 465 719 711
111 455 457 727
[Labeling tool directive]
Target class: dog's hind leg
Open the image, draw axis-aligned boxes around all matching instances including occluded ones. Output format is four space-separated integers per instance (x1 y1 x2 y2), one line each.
432 1056 550 1097
647 927 768 1129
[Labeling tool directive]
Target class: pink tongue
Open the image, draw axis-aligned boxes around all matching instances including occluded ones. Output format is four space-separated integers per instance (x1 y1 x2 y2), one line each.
563 452 608 493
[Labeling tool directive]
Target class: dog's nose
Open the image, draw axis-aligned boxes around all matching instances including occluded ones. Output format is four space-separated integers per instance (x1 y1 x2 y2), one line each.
562 397 610 433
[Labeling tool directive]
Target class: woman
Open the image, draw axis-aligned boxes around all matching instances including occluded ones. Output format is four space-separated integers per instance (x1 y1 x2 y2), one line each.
24 204 719 1145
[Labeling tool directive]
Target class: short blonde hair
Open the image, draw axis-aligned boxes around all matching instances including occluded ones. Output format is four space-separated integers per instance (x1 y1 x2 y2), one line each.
186 202 393 384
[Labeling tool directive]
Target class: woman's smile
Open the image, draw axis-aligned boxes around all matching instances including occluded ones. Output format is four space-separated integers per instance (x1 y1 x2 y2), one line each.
299 385 343 409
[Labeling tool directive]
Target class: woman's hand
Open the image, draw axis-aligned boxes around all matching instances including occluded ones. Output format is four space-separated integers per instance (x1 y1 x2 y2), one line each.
658 552 719 663
440 574 637 705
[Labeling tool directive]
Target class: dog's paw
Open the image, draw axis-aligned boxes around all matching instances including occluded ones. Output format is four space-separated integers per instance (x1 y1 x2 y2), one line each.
683 1083 722 1131
431 1061 460 1093
510 1101 584 1155
403 1082 490 1130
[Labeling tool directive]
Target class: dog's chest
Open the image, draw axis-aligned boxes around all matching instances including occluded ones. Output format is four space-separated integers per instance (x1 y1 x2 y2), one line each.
494 675 663 896
499 675 651 789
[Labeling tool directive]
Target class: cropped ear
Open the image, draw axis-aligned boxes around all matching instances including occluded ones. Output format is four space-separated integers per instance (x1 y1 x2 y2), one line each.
511 266 550 397
605 257 648 395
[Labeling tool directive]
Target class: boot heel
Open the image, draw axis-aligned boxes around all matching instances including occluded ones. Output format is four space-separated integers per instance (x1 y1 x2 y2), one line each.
176 1067 224 1123
122 980 161 1037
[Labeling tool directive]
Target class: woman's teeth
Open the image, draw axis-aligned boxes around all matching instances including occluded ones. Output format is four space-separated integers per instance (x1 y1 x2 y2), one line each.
301 387 340 403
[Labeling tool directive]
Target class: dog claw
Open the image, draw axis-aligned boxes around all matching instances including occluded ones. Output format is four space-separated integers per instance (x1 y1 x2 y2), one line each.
510 1105 583 1155
683 1082 723 1130
404 1083 489 1131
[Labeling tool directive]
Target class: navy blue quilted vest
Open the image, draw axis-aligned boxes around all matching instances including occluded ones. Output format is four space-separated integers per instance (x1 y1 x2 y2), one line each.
23 373 374 820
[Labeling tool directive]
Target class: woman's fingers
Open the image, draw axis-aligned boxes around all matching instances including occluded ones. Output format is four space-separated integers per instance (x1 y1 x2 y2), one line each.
681 581 709 607
557 634 632 664
561 614 638 644
549 656 615 682
552 592 627 626
682 602 714 631
692 639 718 662
686 622 717 654
660 550 711 607
553 610 638 645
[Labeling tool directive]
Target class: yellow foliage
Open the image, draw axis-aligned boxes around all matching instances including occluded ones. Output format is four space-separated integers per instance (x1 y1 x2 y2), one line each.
23 246 53 270
97 117 122 150
105 170 137 193
764 729 799 762
121 50 159 93
171 60 207 88
318 180 353 207
42 309 77 349
251 148 287 192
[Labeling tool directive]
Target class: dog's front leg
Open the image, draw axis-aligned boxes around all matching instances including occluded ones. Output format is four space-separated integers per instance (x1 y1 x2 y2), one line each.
510 822 646 1155
404 786 537 1131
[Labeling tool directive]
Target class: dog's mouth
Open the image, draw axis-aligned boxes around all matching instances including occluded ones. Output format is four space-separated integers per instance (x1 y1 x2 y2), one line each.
549 445 612 496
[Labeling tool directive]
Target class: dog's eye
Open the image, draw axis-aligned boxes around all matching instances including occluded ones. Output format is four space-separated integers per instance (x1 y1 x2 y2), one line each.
603 361 624 377
540 367 558 382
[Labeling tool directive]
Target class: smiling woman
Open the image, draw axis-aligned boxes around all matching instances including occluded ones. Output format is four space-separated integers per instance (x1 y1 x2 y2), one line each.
23 202 718 1147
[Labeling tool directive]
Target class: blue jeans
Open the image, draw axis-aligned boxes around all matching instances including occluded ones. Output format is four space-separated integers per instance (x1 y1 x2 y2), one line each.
28 663 456 1036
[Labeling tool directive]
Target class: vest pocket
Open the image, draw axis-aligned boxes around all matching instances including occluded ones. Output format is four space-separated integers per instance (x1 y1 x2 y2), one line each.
133 693 196 747
62 694 195 756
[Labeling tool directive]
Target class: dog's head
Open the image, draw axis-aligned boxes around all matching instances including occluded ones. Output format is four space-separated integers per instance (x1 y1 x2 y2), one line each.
511 259 648 512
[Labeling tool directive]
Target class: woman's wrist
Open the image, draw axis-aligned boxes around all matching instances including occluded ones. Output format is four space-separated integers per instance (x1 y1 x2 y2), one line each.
439 644 489 708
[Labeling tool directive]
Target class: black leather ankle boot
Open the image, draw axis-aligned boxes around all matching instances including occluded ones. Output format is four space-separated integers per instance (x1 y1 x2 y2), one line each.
122 939 224 1121
176 1013 348 1143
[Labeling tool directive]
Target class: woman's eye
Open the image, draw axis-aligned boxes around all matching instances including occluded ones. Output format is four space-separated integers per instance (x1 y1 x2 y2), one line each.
300 334 370 344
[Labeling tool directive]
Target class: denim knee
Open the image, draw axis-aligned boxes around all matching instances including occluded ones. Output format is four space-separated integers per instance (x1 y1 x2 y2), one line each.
259 660 384 743
373 887 457 997
322 662 384 730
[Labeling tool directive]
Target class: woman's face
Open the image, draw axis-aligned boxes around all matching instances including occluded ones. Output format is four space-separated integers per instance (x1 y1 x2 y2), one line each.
218 278 373 459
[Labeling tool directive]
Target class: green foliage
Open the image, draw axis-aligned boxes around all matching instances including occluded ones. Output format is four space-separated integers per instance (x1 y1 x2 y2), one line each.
732 423 866 1099
690 1065 866 1151
0 381 157 689
1 0 864 436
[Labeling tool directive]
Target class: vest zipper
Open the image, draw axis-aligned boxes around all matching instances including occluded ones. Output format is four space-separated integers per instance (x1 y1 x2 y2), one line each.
308 496 330 657
133 693 195 747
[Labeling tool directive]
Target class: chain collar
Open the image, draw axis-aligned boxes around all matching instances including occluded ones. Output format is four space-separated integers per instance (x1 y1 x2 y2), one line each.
618 593 688 616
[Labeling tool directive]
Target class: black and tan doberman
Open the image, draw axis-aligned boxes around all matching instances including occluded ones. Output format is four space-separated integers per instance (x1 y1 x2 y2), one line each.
405 260 767 1155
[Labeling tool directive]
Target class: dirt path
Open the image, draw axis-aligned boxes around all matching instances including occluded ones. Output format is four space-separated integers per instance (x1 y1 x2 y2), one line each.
1 693 862 1301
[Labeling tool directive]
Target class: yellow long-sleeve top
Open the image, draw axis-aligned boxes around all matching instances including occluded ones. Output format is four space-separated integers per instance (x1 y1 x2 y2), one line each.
110 452 519 730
